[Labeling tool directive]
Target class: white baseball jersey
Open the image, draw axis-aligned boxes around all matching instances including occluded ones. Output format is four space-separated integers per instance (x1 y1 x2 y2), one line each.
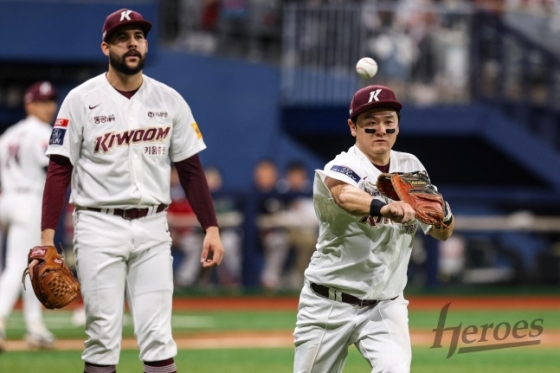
46 74 206 208
0 115 51 332
0 115 51 195
305 145 432 300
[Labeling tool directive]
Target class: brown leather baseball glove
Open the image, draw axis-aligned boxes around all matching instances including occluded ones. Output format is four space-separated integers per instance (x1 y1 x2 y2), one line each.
376 171 448 229
22 245 80 310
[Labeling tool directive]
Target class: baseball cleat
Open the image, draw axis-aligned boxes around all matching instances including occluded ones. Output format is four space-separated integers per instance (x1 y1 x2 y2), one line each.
25 331 55 350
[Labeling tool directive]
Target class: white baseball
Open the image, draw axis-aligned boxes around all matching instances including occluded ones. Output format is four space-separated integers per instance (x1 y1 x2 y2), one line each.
356 57 378 79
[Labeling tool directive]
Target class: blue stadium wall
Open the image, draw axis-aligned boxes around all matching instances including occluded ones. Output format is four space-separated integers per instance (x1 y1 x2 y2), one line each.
143 52 325 190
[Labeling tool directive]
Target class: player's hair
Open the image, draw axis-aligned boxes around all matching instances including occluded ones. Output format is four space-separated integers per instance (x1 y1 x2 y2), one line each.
286 160 307 173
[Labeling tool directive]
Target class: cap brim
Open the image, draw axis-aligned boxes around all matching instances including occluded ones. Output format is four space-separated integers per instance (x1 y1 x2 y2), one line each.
104 20 152 42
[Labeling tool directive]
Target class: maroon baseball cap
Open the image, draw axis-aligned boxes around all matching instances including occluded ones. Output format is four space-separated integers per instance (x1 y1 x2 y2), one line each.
102 8 152 42
24 81 57 104
349 85 402 120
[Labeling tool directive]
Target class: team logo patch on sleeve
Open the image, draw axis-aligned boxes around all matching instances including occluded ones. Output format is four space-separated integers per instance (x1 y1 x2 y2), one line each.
191 122 203 140
54 118 69 128
330 165 361 182
49 128 66 145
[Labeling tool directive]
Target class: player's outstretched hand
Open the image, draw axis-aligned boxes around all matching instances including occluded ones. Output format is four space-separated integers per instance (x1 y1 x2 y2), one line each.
201 226 225 268
381 201 416 223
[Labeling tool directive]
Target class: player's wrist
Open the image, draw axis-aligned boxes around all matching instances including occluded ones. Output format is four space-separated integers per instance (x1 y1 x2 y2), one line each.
369 199 387 217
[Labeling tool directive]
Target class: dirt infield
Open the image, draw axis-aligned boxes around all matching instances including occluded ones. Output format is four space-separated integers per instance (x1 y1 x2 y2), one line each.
4 329 560 352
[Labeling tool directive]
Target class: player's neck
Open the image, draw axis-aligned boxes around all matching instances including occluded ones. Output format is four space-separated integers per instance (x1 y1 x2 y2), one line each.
369 156 389 168
105 69 143 92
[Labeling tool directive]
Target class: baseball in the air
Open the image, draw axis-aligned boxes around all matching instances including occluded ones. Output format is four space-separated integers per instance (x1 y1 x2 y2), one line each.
356 57 378 79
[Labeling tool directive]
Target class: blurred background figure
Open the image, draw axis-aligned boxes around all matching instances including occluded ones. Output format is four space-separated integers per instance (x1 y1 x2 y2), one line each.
0 81 58 351
167 165 197 288
172 165 243 290
277 161 318 289
252 158 291 291
201 166 243 288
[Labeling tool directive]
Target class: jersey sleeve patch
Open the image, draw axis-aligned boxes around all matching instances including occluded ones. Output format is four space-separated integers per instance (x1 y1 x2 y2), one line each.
191 122 203 140
54 118 69 128
49 128 66 145
330 165 361 183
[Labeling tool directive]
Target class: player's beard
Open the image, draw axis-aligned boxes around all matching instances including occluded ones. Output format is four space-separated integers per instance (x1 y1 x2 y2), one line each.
109 50 146 76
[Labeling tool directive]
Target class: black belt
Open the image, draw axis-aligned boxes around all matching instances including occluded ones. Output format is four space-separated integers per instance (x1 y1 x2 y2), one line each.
310 283 382 307
86 204 167 220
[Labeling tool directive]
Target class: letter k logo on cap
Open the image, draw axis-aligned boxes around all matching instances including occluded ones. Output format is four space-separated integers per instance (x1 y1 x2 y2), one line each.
120 10 132 21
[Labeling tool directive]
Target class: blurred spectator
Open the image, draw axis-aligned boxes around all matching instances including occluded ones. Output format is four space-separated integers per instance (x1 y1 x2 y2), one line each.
169 0 220 53
202 0 221 31
438 235 466 284
254 158 280 192
203 166 243 288
503 0 560 55
473 0 505 15
252 159 291 290
173 165 243 290
248 0 282 61
217 0 251 56
364 4 415 98
402 0 442 105
167 166 197 288
435 5 470 102
278 161 318 289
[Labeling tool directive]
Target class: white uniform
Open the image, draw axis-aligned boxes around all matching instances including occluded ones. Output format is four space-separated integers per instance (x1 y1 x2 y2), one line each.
293 145 432 373
46 73 206 365
0 115 52 331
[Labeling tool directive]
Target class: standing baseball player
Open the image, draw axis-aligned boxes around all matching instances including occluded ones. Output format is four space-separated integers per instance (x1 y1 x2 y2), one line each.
27 9 224 373
0 81 58 352
293 85 455 373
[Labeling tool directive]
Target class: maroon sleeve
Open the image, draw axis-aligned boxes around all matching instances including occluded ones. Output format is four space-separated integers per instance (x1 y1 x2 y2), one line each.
174 154 218 231
42 155 73 230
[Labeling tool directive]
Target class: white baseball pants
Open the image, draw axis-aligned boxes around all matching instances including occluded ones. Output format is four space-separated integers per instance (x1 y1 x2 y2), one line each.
293 282 411 373
0 193 45 331
73 209 176 365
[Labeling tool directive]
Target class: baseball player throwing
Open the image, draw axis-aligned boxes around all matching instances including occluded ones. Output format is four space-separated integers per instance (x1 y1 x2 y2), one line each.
0 81 58 352
293 85 455 373
27 9 224 373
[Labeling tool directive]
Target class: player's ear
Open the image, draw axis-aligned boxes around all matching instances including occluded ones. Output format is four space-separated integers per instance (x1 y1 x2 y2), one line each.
101 42 110 57
348 119 357 138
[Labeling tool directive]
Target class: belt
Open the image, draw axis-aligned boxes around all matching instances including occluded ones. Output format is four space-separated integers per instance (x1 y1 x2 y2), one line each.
310 283 381 307
85 204 168 220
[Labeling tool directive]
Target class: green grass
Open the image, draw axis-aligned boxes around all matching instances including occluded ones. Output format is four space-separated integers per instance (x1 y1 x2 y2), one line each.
2 308 558 338
1 306 558 372
1 346 558 373
412 345 560 373
0 310 299 340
